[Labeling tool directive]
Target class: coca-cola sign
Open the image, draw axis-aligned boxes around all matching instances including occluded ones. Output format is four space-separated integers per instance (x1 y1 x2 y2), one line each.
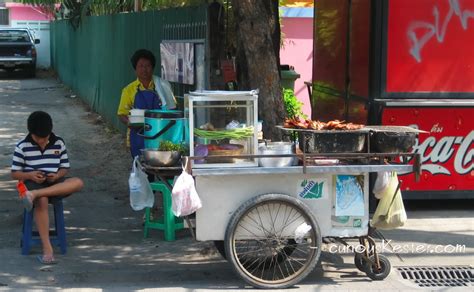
412 129 473 175
382 107 474 192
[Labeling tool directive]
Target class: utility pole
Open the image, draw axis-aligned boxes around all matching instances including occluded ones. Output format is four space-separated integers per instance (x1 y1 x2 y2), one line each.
134 0 142 12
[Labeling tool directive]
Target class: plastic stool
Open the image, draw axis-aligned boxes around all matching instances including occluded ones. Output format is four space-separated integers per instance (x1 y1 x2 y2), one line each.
144 179 184 241
21 197 67 255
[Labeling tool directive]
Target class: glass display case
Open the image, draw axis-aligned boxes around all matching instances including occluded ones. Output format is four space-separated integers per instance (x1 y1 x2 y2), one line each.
187 90 258 168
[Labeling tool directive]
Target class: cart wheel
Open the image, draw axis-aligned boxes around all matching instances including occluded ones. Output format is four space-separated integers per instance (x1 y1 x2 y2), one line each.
224 193 322 289
354 253 366 272
214 239 297 264
213 241 227 260
364 254 391 280
276 239 297 263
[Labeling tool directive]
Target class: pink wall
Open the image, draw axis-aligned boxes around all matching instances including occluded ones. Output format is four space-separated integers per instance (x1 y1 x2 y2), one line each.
6 3 52 21
280 17 313 117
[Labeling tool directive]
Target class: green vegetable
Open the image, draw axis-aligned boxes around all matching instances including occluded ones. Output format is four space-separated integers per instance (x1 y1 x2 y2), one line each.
158 140 188 154
283 88 307 119
194 127 254 140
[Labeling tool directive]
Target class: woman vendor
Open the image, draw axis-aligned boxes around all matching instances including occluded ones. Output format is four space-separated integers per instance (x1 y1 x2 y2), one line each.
117 49 177 157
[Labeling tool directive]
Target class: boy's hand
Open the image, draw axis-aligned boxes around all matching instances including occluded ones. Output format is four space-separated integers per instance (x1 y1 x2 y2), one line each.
29 171 46 184
46 173 59 183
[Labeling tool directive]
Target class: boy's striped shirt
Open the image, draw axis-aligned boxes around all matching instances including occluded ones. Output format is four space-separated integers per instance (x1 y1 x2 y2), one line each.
11 133 70 174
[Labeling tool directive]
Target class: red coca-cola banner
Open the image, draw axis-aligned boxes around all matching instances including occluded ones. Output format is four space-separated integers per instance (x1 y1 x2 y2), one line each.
382 107 474 191
386 0 474 93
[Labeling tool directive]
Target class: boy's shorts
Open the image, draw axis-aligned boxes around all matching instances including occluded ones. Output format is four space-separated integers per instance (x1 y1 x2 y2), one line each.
25 177 67 191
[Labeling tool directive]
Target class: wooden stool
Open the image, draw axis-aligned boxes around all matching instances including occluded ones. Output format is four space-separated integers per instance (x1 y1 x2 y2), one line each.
144 179 184 241
21 197 67 255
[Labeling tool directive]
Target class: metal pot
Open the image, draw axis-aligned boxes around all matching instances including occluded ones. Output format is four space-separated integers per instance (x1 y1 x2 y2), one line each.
258 141 296 167
141 149 181 167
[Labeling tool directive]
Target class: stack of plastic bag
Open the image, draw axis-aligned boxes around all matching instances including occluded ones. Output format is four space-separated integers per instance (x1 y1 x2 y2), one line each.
171 159 202 217
129 156 155 211
371 172 407 229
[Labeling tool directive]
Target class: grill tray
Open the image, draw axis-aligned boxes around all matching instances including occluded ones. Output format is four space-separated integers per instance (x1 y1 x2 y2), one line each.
278 127 369 153
365 126 424 153
278 126 425 154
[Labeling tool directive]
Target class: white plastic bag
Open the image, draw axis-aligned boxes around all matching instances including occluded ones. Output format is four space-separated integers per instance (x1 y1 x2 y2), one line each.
129 156 154 211
373 171 391 199
294 223 312 244
371 172 407 229
171 169 202 217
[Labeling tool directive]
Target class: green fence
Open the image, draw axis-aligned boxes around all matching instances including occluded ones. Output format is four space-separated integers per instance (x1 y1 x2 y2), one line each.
50 6 207 131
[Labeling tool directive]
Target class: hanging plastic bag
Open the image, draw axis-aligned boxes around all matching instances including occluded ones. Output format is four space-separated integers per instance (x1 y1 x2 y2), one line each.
129 156 154 211
373 171 391 199
171 162 202 217
371 172 407 230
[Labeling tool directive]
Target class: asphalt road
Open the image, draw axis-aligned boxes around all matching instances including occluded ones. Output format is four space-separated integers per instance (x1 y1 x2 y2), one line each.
0 70 472 291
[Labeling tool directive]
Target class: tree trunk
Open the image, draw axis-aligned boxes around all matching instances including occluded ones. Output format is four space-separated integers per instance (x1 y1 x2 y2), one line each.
208 2 226 90
232 0 284 140
134 0 142 12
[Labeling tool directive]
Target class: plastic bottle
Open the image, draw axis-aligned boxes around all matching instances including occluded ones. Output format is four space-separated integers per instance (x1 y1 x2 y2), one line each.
17 181 28 197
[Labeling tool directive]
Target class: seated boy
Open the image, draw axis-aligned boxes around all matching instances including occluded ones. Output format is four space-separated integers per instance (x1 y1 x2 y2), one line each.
11 111 84 264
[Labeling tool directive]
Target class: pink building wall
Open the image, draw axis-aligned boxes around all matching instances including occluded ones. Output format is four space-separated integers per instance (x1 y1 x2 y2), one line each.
6 3 52 21
280 17 313 117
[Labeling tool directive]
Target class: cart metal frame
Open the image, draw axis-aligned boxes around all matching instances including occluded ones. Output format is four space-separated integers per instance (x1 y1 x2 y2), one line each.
184 151 419 288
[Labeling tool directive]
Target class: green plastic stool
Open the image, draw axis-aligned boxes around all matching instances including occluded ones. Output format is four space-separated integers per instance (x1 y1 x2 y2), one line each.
144 179 184 241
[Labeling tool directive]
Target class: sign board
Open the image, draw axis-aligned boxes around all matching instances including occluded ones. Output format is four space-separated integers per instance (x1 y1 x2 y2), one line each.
335 175 365 216
297 178 329 199
386 0 474 93
382 107 474 191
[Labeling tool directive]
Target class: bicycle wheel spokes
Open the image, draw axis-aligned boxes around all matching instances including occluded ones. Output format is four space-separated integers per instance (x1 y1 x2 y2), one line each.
232 200 317 284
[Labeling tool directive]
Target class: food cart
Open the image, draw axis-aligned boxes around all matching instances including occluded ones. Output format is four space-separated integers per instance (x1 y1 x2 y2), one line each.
189 153 417 288
165 90 422 289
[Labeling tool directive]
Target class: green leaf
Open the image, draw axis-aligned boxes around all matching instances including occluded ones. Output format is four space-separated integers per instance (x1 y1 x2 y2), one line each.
283 88 307 119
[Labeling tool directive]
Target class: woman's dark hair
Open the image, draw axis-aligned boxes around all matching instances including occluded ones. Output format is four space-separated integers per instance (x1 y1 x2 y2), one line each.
27 111 53 137
130 49 156 70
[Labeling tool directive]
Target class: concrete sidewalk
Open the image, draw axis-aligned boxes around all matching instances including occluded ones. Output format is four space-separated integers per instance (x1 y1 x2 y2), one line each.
0 72 472 291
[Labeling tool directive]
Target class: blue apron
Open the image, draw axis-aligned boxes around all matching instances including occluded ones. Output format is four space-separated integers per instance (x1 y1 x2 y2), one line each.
130 86 162 157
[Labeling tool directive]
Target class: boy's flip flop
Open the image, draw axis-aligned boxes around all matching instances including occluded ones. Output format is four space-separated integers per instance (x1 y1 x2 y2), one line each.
37 255 57 265
21 192 33 212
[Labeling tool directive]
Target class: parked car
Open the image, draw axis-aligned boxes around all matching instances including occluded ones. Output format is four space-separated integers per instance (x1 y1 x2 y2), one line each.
0 28 40 77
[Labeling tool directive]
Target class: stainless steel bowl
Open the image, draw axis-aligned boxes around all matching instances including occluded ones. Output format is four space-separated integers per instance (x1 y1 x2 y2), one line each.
258 142 296 167
141 149 181 167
